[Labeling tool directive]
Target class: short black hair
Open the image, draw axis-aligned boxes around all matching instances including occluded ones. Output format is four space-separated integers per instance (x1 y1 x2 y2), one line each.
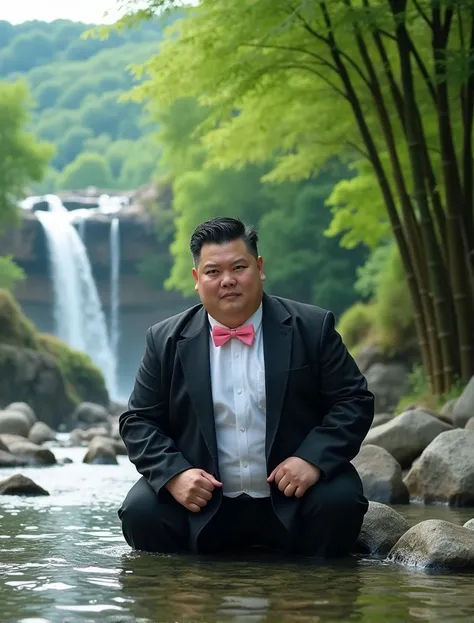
190 217 259 266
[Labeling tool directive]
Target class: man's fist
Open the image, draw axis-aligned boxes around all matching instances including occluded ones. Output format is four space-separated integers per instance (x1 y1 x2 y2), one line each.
165 468 222 512
267 457 320 498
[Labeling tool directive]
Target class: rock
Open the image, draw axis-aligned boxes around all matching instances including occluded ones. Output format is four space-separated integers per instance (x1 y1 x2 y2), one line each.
365 362 410 414
28 422 56 445
70 402 110 430
440 398 457 423
83 436 118 465
387 519 474 569
354 345 386 374
109 415 120 440
6 402 37 427
0 450 29 467
0 474 49 496
452 375 474 428
0 410 31 437
3 438 57 466
371 413 393 428
70 426 109 445
352 445 409 504
404 429 474 505
363 409 452 468
113 437 127 456
466 418 474 431
464 519 474 530
356 501 410 556
0 344 75 428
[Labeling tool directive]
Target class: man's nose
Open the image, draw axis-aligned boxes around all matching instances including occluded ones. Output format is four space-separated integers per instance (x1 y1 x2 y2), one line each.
221 272 236 286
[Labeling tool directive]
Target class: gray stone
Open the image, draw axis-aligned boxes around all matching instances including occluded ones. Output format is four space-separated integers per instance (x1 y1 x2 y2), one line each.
387 519 474 569
404 429 474 505
465 417 474 431
371 413 393 428
364 409 452 468
353 444 409 504
0 474 49 496
71 402 110 430
83 436 118 465
365 362 410 414
28 421 55 445
463 518 474 530
0 450 29 467
6 402 37 427
452 375 474 428
0 410 31 437
356 501 410 556
1 436 56 466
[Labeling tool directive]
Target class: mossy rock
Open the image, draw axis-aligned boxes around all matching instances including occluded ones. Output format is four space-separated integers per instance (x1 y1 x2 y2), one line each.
37 333 108 407
0 289 38 350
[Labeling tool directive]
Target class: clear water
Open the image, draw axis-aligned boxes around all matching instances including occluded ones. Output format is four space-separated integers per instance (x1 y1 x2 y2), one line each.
1 447 474 623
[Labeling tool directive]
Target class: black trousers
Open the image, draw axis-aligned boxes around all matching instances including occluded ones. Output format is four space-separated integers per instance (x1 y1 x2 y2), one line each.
118 467 367 558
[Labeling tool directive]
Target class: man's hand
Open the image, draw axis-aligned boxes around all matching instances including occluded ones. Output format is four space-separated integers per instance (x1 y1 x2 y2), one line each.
267 457 320 498
165 468 222 512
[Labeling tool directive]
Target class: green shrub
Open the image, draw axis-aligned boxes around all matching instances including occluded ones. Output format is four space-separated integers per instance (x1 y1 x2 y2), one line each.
396 363 465 413
0 288 38 349
37 333 108 406
0 256 25 292
337 302 374 351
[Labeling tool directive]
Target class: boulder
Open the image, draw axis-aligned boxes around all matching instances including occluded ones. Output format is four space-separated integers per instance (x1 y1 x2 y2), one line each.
83 436 118 465
70 426 109 445
404 429 474 505
28 421 56 445
0 450 29 468
0 344 74 428
363 410 452 468
1 436 56 466
371 413 393 428
387 519 474 569
465 418 474 431
464 519 474 530
352 445 409 504
0 410 31 437
70 402 110 430
451 375 474 428
356 501 410 556
365 362 410 414
5 402 37 427
440 398 457 424
0 474 49 496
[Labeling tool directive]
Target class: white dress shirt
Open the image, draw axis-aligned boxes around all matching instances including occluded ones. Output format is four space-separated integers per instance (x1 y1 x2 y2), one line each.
208 303 270 498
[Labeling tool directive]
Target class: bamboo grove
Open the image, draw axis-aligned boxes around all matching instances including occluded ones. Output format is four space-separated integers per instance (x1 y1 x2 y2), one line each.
117 0 474 394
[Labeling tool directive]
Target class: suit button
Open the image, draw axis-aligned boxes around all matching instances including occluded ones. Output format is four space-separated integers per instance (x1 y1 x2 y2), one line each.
243 462 248 468
237 388 242 394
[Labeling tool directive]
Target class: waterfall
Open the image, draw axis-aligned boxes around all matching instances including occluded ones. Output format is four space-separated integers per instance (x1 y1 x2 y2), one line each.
35 195 117 399
109 217 120 391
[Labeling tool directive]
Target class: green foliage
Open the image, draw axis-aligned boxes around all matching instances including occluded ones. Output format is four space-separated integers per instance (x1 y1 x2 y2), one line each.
37 333 108 406
56 153 113 190
0 257 26 292
0 80 53 229
396 364 465 414
0 288 38 350
337 302 375 352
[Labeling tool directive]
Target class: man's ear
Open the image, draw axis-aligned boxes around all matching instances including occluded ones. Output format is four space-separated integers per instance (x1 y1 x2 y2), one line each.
257 256 266 282
192 267 199 291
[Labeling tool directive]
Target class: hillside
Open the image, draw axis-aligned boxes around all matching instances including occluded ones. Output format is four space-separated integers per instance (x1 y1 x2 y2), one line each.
0 17 170 192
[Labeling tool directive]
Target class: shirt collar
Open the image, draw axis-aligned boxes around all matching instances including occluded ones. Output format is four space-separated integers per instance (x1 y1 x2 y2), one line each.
208 302 263 332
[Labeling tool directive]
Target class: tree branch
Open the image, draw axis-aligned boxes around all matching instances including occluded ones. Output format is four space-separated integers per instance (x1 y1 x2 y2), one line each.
239 42 338 72
413 0 433 29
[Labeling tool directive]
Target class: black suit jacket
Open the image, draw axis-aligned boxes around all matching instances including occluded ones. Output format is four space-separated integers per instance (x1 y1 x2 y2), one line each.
119 293 374 550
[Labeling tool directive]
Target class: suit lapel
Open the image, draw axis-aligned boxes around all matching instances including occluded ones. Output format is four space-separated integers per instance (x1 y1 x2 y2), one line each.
262 294 292 460
177 308 218 460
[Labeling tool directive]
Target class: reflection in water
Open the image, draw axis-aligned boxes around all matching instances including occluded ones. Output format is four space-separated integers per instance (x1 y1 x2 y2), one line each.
1 447 474 622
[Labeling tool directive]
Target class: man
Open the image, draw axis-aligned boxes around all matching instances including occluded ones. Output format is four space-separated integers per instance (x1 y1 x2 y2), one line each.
119 217 374 557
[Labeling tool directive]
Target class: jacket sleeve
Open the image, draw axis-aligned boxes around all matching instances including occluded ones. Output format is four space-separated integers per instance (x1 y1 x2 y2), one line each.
119 327 193 496
293 310 374 479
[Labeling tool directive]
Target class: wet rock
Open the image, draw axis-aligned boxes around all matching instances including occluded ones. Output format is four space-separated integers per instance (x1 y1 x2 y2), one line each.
404 429 474 505
365 362 410 414
0 450 29 467
83 436 118 465
371 413 392 428
356 501 410 556
363 410 452 468
451 375 474 428
6 402 37 427
463 518 474 530
70 426 109 445
0 474 49 496
70 402 110 430
0 410 31 437
28 422 55 445
387 519 474 569
465 417 474 431
353 445 409 504
2 436 56 466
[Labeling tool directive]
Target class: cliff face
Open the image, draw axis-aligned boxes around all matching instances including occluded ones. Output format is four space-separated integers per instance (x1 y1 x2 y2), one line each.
0 195 189 400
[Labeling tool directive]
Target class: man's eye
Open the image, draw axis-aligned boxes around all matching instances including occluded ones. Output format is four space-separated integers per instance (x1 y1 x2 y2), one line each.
206 270 218 275
234 265 245 271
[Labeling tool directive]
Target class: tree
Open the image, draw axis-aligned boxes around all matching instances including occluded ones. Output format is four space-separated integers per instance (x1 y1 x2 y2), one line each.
56 152 113 190
0 80 52 290
120 0 474 394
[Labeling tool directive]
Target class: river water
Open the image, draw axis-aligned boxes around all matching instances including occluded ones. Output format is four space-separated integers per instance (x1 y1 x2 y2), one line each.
1 446 474 623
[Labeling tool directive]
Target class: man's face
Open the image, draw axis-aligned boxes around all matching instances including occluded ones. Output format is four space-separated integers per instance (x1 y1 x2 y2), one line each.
192 238 266 327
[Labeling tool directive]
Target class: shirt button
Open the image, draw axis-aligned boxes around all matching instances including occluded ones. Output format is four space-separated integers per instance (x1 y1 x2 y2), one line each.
237 388 242 394
243 462 248 468
240 427 245 432
235 353 240 358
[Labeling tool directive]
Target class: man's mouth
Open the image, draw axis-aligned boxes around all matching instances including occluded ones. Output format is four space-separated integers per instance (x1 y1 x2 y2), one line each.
221 292 240 299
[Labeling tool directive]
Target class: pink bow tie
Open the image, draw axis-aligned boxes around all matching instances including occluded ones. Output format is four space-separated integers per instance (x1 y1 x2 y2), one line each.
212 324 255 347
